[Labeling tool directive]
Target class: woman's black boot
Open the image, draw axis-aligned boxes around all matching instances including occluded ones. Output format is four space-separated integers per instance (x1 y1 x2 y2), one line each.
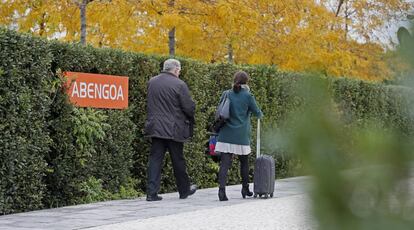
218 187 228 201
241 185 253 199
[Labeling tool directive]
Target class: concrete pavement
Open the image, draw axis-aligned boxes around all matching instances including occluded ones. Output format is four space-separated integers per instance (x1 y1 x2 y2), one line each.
0 176 315 230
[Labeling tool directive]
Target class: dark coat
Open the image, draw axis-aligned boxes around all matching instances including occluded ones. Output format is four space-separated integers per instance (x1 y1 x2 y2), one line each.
217 88 262 145
145 71 195 142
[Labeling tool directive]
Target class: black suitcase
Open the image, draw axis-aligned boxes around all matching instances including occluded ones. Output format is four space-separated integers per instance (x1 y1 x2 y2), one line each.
253 119 275 198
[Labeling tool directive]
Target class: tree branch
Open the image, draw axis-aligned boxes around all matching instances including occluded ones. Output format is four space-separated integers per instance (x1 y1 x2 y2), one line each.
335 0 344 17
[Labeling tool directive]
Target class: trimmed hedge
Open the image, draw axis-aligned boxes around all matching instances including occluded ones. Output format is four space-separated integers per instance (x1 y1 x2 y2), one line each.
0 30 52 213
1 28 414 214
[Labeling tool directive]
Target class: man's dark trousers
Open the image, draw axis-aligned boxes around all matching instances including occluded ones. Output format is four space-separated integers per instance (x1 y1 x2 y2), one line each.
147 137 190 196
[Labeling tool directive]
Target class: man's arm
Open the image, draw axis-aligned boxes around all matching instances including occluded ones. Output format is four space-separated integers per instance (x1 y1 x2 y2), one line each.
178 83 195 119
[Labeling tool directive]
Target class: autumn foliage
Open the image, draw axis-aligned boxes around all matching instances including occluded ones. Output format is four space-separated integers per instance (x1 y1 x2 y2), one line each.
0 0 413 81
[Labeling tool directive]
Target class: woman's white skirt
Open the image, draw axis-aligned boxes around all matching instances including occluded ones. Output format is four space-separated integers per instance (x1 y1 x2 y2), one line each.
215 142 251 155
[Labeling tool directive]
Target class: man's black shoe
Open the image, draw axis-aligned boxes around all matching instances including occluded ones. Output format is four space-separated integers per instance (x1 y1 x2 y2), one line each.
179 184 197 199
146 194 163 201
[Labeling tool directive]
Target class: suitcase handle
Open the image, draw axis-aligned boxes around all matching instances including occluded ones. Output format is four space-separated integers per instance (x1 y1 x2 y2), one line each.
256 119 260 158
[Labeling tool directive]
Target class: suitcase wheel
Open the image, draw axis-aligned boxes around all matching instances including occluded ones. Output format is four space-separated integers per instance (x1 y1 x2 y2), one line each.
253 193 257 198
264 194 268 199
270 193 274 198
259 194 262 198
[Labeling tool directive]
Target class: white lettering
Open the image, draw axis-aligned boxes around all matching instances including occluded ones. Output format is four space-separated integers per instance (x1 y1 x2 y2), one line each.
71 82 79 97
95 84 102 99
79 82 87 98
70 81 126 101
110 85 117 100
103 84 109 99
117 86 124 101
87 83 94 98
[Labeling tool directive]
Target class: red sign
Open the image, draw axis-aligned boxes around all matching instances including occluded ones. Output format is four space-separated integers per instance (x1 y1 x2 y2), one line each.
64 72 128 109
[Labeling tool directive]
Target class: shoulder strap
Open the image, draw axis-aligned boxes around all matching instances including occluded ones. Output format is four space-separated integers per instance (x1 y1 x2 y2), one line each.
222 89 230 100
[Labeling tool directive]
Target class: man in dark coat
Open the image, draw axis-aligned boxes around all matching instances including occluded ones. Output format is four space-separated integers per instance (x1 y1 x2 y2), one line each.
145 58 197 201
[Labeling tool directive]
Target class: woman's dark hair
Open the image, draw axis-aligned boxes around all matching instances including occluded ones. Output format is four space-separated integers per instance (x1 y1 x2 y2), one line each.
233 71 249 93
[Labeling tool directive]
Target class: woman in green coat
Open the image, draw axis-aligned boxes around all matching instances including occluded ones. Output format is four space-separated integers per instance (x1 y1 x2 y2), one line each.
215 71 263 201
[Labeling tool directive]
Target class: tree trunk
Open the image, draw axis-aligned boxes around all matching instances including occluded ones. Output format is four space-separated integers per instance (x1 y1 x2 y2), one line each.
335 0 345 17
344 1 349 40
168 0 176 56
80 0 88 45
169 27 176 56
227 43 233 63
39 13 47 37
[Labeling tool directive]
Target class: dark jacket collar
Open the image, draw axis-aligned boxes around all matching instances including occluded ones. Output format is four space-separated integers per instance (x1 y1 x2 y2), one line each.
161 71 178 78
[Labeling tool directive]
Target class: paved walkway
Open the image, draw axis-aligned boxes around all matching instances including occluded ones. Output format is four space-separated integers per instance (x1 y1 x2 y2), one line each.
0 176 315 230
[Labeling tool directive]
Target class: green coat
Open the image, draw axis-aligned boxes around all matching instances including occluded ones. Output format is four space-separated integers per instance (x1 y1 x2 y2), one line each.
217 88 263 145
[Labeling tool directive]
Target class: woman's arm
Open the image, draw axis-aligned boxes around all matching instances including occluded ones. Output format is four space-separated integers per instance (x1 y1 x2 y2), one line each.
248 94 263 118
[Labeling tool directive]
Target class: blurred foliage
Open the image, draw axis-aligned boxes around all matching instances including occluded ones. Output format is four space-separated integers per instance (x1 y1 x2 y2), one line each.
388 18 414 85
267 76 414 230
398 26 414 68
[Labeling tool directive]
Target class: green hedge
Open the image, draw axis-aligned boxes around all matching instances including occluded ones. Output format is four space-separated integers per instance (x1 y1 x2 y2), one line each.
1 28 414 214
0 29 52 213
332 78 414 134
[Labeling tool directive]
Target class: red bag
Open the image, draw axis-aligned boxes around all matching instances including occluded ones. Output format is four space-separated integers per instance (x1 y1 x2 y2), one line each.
209 135 218 156
205 134 221 162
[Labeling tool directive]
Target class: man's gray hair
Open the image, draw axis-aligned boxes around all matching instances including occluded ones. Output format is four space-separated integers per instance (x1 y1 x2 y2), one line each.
163 58 181 72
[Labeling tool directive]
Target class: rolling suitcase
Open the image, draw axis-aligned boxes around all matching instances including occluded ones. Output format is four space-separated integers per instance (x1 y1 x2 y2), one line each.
253 119 275 198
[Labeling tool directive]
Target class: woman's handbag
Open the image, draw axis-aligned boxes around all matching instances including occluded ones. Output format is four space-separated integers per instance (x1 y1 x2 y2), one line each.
215 90 230 120
204 132 221 162
212 90 231 132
